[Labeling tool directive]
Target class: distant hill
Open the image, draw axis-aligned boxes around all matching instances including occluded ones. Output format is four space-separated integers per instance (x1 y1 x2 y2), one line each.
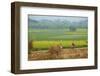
28 16 88 29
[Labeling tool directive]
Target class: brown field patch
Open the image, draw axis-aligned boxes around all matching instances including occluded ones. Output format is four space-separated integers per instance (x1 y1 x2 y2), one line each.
28 48 88 61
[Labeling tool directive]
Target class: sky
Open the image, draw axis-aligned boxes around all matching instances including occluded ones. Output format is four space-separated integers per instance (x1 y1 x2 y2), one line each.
28 15 88 23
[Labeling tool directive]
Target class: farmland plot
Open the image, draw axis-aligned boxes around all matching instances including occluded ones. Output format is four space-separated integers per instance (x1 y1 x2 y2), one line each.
28 15 88 60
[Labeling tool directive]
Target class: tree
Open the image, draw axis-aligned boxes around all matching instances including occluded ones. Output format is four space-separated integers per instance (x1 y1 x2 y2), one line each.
69 26 76 31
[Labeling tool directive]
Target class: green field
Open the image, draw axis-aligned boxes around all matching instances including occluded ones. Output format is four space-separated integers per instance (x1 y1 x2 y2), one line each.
28 29 87 40
28 28 88 51
28 15 88 52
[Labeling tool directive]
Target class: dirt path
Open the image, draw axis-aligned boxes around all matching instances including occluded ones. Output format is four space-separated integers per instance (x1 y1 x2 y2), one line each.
28 48 88 61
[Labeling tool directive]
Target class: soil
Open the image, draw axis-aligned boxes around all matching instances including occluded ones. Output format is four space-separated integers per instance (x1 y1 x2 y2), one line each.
28 48 88 61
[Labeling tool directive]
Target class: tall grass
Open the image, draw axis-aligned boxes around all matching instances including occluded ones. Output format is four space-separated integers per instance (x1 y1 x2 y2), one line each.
31 40 87 51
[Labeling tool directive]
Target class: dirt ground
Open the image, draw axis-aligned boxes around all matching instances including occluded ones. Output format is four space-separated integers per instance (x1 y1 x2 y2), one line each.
28 48 88 61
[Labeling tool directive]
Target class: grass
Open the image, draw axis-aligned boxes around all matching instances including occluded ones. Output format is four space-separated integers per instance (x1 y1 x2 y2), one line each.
28 29 87 41
31 40 87 51
28 28 88 51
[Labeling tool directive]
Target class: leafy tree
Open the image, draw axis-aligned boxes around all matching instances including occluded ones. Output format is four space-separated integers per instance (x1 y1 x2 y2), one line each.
69 26 76 31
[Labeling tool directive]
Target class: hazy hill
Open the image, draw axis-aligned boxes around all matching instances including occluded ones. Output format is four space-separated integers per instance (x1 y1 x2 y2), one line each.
28 16 88 29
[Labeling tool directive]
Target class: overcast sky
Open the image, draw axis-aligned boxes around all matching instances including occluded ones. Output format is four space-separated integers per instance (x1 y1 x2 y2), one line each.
28 15 88 22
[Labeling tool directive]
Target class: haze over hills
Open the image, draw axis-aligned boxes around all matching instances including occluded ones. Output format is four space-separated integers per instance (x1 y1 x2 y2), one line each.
28 15 88 29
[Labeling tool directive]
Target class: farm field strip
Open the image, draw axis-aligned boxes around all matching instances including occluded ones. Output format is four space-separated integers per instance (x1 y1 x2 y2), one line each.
31 40 87 51
28 47 88 60
28 29 88 41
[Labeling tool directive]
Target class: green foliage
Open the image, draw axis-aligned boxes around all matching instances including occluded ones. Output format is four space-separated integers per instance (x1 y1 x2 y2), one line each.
69 26 77 31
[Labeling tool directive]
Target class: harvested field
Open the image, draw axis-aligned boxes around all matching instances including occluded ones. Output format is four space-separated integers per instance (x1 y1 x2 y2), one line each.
28 48 88 61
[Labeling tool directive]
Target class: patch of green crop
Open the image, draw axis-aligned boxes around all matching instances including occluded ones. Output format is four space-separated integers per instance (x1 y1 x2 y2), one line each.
30 40 87 51
28 28 88 51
